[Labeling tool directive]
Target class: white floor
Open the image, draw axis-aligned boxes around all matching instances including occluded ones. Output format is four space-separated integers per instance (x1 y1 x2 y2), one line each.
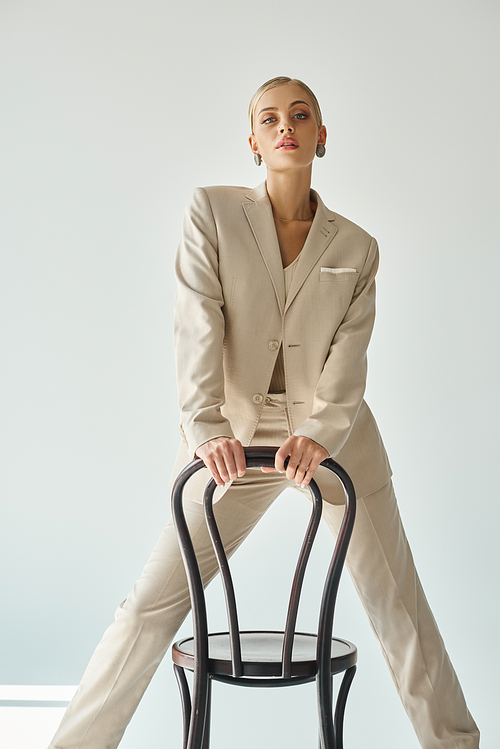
0 687 77 749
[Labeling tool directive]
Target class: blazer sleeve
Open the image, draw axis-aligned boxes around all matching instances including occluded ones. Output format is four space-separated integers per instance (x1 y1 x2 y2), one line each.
174 187 235 457
293 235 379 458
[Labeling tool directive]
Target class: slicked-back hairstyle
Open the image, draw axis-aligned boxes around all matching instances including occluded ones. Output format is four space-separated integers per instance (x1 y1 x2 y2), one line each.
248 76 323 133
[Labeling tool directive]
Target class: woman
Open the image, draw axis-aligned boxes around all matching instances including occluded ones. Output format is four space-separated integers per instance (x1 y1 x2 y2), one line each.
49 77 479 749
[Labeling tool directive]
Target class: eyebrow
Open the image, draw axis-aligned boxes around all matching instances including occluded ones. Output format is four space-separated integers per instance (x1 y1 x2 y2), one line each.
257 100 311 117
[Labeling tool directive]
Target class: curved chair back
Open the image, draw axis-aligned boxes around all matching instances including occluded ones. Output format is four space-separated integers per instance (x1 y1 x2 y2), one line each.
171 446 356 683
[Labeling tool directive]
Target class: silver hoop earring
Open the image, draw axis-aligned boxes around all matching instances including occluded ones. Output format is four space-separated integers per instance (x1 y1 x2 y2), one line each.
316 144 326 158
254 153 262 166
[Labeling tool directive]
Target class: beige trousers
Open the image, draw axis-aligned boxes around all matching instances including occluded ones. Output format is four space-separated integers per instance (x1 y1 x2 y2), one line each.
49 395 479 749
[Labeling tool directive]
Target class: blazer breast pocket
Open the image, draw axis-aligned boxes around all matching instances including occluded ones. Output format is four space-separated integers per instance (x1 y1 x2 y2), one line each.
319 267 359 282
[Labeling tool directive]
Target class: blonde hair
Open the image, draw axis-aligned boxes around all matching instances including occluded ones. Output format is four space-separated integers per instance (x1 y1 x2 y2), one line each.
248 76 323 133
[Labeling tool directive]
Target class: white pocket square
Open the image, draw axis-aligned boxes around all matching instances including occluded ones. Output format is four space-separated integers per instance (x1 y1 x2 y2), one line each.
320 267 357 274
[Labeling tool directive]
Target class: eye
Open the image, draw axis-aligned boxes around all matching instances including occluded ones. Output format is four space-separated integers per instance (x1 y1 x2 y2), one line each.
262 116 276 124
294 112 308 120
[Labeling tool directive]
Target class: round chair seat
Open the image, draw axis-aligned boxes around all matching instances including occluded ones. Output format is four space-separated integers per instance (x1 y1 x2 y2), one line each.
172 630 357 679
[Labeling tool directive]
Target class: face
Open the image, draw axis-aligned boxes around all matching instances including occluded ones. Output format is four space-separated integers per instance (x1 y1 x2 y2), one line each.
249 83 326 173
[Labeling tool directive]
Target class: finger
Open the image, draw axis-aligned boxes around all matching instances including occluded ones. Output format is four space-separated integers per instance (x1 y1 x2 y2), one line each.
203 456 225 486
293 448 315 485
294 461 310 486
297 451 326 487
275 439 292 473
285 449 302 482
217 444 237 483
217 439 248 483
261 466 276 473
232 441 247 478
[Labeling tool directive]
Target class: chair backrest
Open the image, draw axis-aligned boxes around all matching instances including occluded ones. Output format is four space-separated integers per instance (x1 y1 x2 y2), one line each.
171 446 356 681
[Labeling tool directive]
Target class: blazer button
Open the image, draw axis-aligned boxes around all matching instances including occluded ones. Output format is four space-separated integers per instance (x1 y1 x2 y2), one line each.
253 394 264 404
268 340 280 351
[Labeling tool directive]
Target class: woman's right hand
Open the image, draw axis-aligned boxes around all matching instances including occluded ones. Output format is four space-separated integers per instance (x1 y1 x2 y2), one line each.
195 437 246 486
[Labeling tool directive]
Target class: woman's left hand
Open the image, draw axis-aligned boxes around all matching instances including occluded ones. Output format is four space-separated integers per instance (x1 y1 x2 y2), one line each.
261 435 329 487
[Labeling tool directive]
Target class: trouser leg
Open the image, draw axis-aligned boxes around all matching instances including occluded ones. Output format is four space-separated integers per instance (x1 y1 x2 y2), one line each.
49 398 291 749
48 470 288 749
315 478 480 749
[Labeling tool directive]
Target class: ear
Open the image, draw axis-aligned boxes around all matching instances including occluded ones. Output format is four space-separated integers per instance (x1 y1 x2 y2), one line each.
318 125 327 146
248 134 260 155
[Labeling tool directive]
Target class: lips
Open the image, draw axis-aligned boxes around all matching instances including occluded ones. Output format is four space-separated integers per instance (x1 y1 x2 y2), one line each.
276 137 299 149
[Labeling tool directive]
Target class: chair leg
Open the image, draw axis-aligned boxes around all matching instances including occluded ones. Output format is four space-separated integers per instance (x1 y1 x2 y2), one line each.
174 665 192 749
318 668 336 749
188 668 210 749
317 674 333 749
201 676 212 749
333 666 356 749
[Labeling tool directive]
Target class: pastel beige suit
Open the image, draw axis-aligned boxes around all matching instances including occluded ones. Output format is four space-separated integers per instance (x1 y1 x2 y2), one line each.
174 181 391 501
49 182 479 749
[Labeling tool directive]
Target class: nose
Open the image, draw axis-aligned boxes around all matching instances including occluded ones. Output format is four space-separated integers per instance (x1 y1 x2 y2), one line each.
279 118 294 133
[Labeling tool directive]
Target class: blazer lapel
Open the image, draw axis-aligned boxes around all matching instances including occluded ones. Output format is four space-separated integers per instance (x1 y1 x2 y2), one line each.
242 183 339 316
284 190 338 313
242 183 286 313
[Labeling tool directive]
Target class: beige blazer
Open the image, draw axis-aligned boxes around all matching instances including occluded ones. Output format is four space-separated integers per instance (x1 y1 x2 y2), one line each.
174 181 392 499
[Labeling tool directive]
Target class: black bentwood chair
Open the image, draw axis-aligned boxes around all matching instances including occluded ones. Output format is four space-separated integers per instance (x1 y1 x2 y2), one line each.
171 446 357 749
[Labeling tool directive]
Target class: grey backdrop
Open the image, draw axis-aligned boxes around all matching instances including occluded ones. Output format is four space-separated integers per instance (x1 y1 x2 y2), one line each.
1 1 498 747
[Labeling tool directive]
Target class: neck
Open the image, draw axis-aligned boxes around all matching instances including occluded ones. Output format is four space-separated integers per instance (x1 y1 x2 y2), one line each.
265 167 314 221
